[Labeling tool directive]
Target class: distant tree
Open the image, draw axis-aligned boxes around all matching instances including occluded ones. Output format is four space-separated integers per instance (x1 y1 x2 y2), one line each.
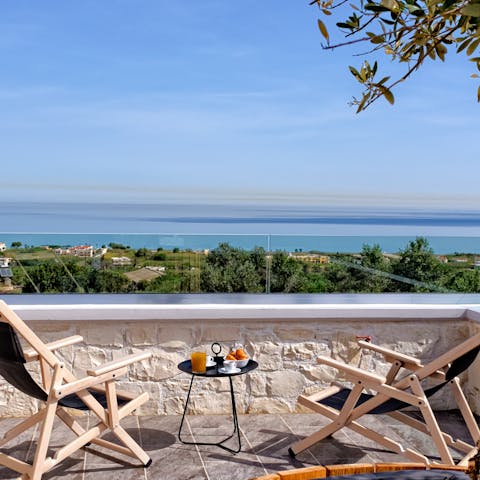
357 244 393 292
443 268 480 292
392 237 444 291
153 252 167 261
11 241 22 248
200 243 264 292
87 269 131 293
108 242 129 250
310 0 480 111
135 248 149 257
172 247 180 253
22 261 88 293
270 251 307 292
323 262 356 292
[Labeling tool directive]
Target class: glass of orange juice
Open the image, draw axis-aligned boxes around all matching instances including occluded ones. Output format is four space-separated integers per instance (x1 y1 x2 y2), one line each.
191 349 207 373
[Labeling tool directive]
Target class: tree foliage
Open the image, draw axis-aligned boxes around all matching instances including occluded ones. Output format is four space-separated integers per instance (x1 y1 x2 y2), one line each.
392 237 444 290
311 0 480 111
200 243 265 293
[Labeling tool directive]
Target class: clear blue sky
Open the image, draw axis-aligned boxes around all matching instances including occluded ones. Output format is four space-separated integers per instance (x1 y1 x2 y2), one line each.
1 1 478 210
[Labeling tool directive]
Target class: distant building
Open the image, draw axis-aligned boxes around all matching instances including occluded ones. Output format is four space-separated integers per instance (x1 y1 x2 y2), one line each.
290 253 330 264
474 257 480 269
0 243 6 252
0 257 11 267
54 245 94 257
0 257 13 289
111 256 132 267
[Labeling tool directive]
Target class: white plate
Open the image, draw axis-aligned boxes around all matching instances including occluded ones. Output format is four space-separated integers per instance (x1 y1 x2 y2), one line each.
218 367 241 374
206 360 216 367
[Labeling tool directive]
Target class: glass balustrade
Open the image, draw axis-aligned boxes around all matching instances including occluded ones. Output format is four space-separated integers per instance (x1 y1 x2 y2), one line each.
0 233 479 294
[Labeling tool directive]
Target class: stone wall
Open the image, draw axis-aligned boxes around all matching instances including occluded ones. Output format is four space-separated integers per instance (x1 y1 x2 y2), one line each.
1 312 479 417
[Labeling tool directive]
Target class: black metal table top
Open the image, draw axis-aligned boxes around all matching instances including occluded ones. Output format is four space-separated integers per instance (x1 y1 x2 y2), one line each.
178 359 258 377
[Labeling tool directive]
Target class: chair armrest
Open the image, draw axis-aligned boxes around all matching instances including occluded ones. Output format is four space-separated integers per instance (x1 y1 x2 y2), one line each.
357 340 423 369
317 355 386 384
53 367 129 399
24 335 84 362
86 352 151 377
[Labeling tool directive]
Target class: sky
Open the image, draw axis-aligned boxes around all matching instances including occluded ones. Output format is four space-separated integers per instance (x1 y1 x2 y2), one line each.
1 0 479 211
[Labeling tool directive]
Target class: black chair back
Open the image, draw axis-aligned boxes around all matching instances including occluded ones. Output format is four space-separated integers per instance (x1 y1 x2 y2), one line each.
0 322 48 402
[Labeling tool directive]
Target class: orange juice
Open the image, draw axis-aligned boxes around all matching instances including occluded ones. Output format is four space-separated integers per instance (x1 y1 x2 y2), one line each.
191 351 207 373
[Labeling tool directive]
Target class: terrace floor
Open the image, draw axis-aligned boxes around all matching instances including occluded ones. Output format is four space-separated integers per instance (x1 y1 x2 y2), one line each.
0 410 472 480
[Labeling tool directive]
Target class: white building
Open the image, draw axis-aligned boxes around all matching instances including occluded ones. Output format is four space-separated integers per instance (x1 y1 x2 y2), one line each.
0 257 11 267
111 256 132 267
0 243 6 252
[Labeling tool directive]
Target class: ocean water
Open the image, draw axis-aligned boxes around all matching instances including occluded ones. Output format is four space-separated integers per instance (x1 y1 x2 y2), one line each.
1 201 480 254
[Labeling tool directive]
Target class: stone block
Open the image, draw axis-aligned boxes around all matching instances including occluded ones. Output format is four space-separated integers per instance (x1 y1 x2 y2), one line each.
78 323 124 347
247 397 292 414
249 373 267 396
125 322 158 346
275 325 317 341
266 371 306 398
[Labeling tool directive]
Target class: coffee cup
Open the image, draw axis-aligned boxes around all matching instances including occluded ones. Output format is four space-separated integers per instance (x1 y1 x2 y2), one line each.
223 359 237 372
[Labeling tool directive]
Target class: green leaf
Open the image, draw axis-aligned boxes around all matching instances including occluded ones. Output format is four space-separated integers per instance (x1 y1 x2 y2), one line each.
317 18 330 40
410 8 426 16
370 35 385 44
379 86 395 104
477 85 480 102
435 43 447 61
349 66 362 81
441 0 457 10
457 37 473 53
336 22 354 29
461 3 480 16
381 0 399 10
467 37 480 55
365 3 390 11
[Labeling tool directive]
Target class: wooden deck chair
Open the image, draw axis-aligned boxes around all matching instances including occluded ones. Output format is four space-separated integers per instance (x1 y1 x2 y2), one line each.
0 300 152 480
289 332 480 467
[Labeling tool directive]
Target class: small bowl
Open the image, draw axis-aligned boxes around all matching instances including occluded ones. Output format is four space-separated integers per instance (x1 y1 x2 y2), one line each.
235 357 249 368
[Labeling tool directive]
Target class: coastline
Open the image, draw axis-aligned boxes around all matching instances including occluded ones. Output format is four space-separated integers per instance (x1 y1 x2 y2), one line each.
1 232 480 255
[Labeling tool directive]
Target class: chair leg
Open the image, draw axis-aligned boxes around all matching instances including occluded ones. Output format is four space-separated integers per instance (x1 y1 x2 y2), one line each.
105 379 151 466
30 363 65 480
30 401 58 480
409 376 454 465
450 378 480 443
112 425 151 465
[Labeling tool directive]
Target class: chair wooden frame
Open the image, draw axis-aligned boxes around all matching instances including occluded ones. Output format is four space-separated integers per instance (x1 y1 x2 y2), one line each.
0 300 152 480
290 332 480 466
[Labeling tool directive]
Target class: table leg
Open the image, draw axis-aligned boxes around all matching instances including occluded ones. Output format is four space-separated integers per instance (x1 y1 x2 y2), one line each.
178 375 242 454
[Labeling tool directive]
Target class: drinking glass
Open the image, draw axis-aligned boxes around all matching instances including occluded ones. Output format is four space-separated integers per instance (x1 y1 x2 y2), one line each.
191 349 207 373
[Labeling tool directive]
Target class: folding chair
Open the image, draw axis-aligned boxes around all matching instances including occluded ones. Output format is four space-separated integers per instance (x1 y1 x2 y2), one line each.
289 331 480 466
0 300 152 480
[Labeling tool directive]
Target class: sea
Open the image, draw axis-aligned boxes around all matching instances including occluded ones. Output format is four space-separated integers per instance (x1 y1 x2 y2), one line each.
2 201 480 254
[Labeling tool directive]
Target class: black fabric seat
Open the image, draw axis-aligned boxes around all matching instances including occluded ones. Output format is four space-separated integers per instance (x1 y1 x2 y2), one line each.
0 322 128 410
